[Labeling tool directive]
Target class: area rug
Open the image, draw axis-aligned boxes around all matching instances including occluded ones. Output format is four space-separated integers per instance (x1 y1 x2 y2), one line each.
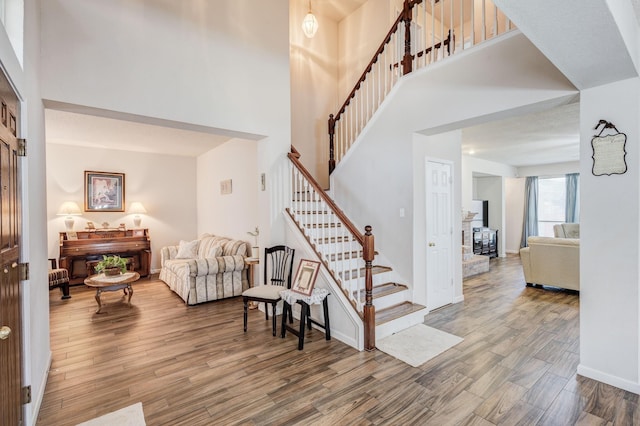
76 402 146 426
377 324 463 367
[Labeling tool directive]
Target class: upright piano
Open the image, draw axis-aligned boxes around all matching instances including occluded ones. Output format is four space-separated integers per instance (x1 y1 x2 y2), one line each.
59 229 151 285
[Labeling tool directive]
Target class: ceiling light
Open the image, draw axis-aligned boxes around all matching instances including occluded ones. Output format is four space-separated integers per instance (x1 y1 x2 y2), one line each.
302 0 318 38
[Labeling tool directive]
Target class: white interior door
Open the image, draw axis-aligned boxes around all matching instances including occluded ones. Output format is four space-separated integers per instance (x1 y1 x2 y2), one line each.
426 159 453 311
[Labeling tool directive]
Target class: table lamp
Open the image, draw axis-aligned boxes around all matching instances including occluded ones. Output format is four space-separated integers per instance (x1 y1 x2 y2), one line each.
57 201 82 230
129 202 147 228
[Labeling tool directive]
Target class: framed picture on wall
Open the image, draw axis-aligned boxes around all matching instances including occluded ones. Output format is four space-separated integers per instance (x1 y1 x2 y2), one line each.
84 171 125 212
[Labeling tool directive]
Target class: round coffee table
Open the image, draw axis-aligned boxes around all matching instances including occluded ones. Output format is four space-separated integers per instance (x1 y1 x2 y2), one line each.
84 272 140 313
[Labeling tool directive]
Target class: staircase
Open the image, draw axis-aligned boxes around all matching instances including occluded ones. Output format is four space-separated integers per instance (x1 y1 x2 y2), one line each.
286 0 514 349
288 150 427 348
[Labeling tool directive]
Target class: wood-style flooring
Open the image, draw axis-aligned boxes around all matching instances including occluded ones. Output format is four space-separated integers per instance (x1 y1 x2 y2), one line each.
37 256 639 425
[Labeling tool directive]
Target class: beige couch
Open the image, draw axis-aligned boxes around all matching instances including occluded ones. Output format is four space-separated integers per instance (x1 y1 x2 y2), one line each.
160 234 251 305
553 223 580 238
519 236 579 291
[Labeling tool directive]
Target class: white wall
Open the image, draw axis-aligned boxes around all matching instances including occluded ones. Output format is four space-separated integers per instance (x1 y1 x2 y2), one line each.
39 0 292 254
413 131 463 306
290 1 339 188
337 0 396 102
505 178 525 253
39 0 289 140
578 77 640 393
332 32 577 284
197 138 258 244
46 144 197 272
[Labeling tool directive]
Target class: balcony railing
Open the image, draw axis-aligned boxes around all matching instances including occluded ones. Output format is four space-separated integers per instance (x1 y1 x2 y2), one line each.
328 0 514 174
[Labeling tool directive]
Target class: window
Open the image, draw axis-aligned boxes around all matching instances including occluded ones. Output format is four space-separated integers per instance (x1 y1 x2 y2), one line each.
538 177 566 237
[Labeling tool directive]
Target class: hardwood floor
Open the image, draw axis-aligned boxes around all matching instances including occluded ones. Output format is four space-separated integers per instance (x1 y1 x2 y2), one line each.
37 256 638 425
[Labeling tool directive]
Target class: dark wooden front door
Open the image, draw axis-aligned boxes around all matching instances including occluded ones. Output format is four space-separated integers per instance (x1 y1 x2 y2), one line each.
0 68 23 426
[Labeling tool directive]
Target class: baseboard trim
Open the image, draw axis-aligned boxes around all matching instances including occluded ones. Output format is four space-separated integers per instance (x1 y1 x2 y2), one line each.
505 250 520 254
30 350 52 426
577 364 640 394
453 295 464 304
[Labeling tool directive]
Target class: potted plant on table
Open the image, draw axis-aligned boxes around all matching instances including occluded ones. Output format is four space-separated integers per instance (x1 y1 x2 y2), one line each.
95 255 128 276
247 226 260 259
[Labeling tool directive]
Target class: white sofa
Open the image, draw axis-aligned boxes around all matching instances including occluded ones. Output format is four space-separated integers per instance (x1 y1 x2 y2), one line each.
519 236 579 291
160 234 251 305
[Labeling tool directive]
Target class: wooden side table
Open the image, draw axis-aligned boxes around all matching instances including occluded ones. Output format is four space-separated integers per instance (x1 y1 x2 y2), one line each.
245 257 259 309
280 288 331 350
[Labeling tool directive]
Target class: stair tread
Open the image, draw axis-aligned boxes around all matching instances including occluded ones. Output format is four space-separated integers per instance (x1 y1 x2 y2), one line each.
354 282 408 299
375 302 426 326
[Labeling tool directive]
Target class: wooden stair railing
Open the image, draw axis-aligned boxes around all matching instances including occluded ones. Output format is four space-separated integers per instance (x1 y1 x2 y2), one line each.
328 0 514 175
288 146 376 350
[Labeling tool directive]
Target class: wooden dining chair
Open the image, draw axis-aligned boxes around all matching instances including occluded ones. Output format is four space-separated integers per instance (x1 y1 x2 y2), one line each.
242 245 295 336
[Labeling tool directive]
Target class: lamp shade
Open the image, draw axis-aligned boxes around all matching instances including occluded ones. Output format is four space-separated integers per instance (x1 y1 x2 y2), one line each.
57 201 82 231
57 201 82 216
128 202 147 214
129 202 147 228
302 11 318 38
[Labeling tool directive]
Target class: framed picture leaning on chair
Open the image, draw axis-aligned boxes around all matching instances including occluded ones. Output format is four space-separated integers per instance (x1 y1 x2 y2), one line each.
291 259 320 296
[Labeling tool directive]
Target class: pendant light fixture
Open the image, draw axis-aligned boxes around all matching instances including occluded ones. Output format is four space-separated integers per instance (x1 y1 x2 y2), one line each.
301 0 319 38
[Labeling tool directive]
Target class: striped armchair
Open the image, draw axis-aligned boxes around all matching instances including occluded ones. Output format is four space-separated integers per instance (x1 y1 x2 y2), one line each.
49 259 71 299
159 234 251 305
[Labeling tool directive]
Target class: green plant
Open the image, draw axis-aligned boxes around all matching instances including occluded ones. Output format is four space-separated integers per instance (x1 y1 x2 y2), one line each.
94 255 128 274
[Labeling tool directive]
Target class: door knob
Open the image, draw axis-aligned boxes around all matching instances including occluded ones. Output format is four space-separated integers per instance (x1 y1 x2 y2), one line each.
0 326 11 340
428 242 435 247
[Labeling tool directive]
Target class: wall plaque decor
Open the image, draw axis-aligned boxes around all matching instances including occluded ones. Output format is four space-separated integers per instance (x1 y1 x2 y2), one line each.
220 179 232 195
85 171 125 212
592 120 627 176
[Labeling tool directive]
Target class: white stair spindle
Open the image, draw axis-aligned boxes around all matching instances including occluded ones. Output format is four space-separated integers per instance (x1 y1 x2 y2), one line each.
481 0 486 42
460 0 464 51
471 0 475 46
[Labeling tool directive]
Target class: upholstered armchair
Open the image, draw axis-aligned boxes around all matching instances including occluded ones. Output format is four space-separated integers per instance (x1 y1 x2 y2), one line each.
49 259 71 299
553 223 580 238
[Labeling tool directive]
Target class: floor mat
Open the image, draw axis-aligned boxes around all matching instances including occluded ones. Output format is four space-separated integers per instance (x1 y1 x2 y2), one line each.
377 324 463 367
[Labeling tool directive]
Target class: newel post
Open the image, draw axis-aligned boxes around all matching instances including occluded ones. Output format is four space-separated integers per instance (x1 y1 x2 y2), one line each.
328 114 336 175
401 0 413 75
363 225 376 351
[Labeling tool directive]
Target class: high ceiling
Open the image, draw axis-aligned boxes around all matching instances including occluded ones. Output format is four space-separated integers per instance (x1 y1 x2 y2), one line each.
46 0 581 166
312 0 369 21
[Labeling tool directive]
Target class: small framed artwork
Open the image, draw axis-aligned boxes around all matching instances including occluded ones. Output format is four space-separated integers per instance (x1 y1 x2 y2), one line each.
220 179 232 195
291 259 321 296
85 171 125 212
